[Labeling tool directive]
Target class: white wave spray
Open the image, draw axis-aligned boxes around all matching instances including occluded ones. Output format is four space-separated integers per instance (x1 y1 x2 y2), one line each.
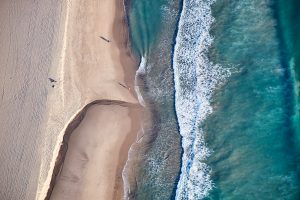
173 0 230 199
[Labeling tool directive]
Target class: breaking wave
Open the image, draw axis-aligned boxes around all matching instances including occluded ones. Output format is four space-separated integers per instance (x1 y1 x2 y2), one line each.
173 0 230 199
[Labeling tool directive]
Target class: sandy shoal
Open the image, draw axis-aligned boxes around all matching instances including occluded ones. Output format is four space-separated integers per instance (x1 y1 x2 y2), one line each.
50 104 142 200
38 0 141 199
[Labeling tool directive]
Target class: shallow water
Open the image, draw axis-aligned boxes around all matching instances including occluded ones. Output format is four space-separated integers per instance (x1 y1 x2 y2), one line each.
127 0 183 199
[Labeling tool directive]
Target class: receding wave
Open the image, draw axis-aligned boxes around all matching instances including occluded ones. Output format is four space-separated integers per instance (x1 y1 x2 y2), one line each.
173 0 230 199
134 56 147 107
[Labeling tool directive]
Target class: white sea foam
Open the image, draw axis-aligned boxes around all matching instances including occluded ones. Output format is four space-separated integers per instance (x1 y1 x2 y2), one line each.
173 0 230 199
134 56 147 107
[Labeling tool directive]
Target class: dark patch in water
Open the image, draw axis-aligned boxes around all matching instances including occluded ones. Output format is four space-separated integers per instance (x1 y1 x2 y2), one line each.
170 0 184 199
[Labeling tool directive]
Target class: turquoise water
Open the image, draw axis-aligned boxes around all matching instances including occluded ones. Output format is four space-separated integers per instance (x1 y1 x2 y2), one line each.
204 0 300 199
128 0 168 55
276 0 300 143
128 0 300 199
127 0 183 199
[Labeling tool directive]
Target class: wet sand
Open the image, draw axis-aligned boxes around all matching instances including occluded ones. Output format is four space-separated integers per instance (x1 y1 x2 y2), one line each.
0 0 141 199
50 103 142 200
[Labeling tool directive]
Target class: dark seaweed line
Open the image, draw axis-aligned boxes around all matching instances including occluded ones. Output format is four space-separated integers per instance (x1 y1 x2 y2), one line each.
170 0 184 199
270 0 300 185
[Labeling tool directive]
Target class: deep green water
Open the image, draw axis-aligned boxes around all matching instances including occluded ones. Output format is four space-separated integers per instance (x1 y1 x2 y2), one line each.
276 0 300 142
204 0 300 199
128 0 300 199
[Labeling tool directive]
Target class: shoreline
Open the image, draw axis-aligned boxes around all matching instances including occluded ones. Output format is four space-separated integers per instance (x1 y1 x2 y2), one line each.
44 100 142 200
38 0 143 199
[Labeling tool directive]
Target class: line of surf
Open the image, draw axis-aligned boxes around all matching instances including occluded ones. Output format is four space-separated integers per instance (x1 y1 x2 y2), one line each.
172 0 230 199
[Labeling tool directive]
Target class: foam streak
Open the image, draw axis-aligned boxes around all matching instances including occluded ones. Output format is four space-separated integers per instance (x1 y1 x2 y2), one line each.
173 0 230 199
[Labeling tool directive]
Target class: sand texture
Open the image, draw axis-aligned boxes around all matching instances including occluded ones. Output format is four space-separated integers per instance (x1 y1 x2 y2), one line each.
39 0 142 199
0 0 141 199
38 0 143 199
0 1 64 199
49 103 141 200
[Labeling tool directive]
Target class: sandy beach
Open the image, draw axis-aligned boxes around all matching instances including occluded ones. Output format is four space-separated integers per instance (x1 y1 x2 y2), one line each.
48 102 141 200
0 0 141 199
0 1 64 199
39 0 142 199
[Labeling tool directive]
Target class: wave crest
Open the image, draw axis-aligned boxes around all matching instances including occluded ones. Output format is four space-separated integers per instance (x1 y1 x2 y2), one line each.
173 0 231 199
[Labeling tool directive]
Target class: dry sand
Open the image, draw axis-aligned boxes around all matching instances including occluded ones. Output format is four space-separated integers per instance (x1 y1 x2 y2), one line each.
0 0 141 199
0 1 64 199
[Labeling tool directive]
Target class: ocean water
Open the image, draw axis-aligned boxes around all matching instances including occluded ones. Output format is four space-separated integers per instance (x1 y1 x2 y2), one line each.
173 0 231 199
128 0 169 55
128 0 300 199
203 0 300 199
276 0 300 140
127 0 183 199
